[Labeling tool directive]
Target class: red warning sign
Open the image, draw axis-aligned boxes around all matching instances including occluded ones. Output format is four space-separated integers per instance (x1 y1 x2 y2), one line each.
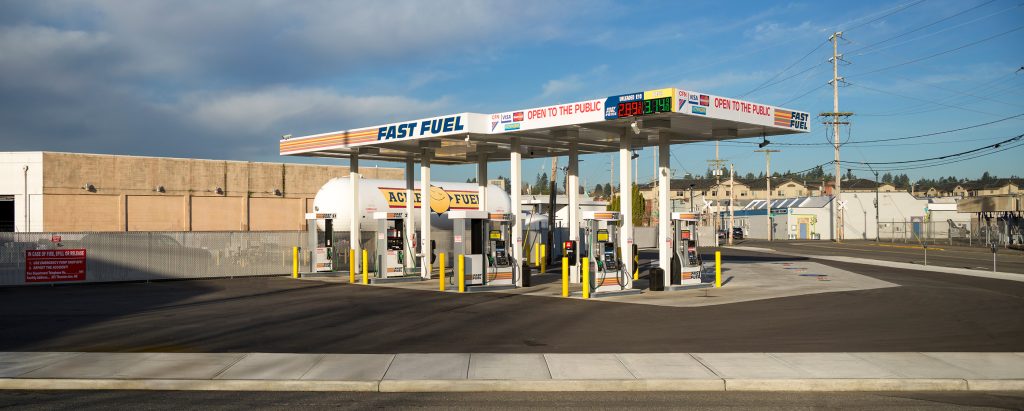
25 249 87 283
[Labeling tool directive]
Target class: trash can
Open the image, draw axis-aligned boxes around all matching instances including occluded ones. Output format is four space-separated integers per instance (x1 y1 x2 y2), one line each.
521 260 531 287
670 257 681 285
649 267 665 291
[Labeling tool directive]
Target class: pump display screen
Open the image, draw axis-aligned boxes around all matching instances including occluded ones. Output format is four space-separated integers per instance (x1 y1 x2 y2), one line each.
596 229 609 242
489 230 501 240
603 243 618 270
680 230 691 240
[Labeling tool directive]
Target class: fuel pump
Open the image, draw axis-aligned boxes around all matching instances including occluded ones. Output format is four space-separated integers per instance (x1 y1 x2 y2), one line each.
448 210 488 287
373 212 412 278
448 210 519 290
304 213 337 272
670 212 703 286
485 213 515 286
581 211 633 294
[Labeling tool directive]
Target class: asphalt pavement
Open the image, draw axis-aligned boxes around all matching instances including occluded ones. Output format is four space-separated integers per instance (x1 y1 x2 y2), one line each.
1 247 1022 353
735 239 1024 274
1 390 1022 410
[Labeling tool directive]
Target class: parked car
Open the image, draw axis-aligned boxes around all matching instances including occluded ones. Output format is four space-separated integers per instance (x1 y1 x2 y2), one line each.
732 227 744 240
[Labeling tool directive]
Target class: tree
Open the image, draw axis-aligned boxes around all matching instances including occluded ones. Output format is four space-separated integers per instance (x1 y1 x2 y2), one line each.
592 184 604 198
606 184 645 226
881 172 892 184
465 177 477 183
603 183 612 197
845 169 855 180
744 172 755 179
981 171 994 182
533 172 550 195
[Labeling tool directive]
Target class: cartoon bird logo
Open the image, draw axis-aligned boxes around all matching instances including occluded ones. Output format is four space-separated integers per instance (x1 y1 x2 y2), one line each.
428 186 451 214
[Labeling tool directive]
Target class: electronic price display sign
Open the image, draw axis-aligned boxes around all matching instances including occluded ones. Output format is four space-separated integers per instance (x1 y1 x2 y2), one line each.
604 88 675 120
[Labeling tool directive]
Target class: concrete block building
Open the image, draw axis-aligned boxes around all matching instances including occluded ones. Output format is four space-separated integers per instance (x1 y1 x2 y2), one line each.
0 152 402 232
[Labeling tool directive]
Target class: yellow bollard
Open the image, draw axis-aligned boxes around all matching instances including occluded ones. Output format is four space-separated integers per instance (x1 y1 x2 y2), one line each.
439 253 446 291
715 251 722 288
540 244 546 274
561 257 568 297
581 257 590 299
362 249 368 285
292 247 299 278
349 249 355 283
458 254 465 293
533 246 539 267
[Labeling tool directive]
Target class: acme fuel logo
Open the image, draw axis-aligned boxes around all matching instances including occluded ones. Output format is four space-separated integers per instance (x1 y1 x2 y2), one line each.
379 187 479 214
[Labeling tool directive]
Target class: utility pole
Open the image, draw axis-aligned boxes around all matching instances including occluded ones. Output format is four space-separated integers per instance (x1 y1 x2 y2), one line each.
729 163 735 245
822 31 853 242
755 149 781 241
707 141 727 247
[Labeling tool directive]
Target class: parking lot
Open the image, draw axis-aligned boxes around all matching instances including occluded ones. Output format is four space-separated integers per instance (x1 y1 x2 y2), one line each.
1 248 1021 354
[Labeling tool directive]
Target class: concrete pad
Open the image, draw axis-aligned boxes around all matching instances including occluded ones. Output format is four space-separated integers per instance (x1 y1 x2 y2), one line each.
20 353 154 379
770 353 901 378
693 353 805 379
215 353 323 380
301 354 394 381
544 354 634 380
0 352 82 377
383 353 469 380
923 353 1024 379
616 353 718 379
852 352 979 378
468 353 550 380
114 353 245 379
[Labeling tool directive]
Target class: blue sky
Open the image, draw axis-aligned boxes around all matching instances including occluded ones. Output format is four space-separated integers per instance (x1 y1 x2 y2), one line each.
1 0 1022 187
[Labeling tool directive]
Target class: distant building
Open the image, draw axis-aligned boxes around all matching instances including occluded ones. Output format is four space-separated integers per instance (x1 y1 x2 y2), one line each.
0 152 403 232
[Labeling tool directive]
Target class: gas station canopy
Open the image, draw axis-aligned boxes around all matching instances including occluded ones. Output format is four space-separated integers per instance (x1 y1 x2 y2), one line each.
279 87 811 163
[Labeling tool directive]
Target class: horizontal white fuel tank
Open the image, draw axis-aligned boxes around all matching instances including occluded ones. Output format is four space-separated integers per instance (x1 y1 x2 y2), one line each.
312 178 513 231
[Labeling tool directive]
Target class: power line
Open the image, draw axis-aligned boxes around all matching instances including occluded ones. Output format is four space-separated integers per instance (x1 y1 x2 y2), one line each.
852 2 1023 58
772 112 1024 146
849 81 1020 119
844 140 1024 171
840 0 927 33
843 134 1024 165
738 41 829 98
847 0 998 55
846 24 1024 78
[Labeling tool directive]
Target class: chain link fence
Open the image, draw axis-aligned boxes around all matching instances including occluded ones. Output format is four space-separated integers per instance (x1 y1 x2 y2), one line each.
0 231 308 286
877 216 1023 248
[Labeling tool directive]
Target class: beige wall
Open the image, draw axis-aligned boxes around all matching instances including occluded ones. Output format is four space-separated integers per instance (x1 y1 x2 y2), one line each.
37 152 402 232
191 196 243 231
127 195 185 231
43 194 122 231
249 198 305 231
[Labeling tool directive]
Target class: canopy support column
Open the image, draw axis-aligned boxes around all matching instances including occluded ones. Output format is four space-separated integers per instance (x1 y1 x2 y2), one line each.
568 141 580 283
405 159 415 273
477 154 488 211
349 153 361 275
510 139 523 287
420 151 432 280
619 136 634 289
658 134 671 288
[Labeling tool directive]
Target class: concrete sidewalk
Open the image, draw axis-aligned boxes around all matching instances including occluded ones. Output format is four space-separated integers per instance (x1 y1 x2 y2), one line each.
1 352 1022 392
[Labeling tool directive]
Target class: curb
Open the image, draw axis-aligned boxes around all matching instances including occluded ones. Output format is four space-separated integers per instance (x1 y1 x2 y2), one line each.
3 378 1022 392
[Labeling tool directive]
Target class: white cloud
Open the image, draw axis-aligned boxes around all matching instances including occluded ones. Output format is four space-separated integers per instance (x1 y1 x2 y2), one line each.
180 86 452 135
